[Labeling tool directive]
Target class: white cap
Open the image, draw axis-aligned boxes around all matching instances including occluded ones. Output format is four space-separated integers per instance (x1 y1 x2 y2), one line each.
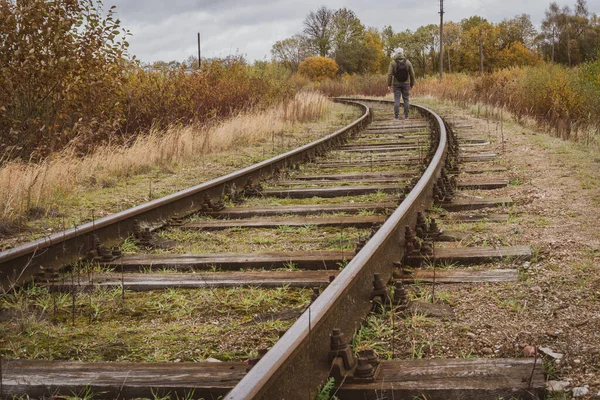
394 48 405 58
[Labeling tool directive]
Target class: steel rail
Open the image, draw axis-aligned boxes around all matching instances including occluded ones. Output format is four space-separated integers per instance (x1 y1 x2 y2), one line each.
0 100 371 291
225 100 448 399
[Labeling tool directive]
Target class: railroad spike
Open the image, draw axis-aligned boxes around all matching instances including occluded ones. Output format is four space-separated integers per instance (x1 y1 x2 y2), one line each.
246 348 269 372
428 218 442 238
311 287 320 302
91 234 115 262
328 328 356 370
353 357 375 379
357 348 379 368
420 241 433 255
392 281 410 311
416 212 428 239
328 328 357 384
111 246 122 258
370 273 390 312
243 177 263 197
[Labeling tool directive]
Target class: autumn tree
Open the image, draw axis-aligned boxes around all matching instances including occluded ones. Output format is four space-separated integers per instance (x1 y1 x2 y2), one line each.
498 14 537 49
442 22 461 73
0 0 131 160
330 8 366 73
539 0 599 65
458 21 500 73
271 34 312 71
501 42 539 67
403 25 439 76
303 6 334 57
381 25 401 58
362 28 385 73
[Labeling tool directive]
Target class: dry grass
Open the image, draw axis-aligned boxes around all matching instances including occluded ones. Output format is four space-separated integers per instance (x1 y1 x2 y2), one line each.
0 91 330 219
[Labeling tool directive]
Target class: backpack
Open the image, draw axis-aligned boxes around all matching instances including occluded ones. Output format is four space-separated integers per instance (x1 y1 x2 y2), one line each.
394 59 409 82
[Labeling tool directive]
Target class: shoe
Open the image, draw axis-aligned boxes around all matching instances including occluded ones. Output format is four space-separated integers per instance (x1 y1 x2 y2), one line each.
394 117 399 120
404 116 409 120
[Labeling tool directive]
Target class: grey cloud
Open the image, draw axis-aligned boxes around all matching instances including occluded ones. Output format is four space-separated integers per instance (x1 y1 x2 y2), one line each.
109 0 600 63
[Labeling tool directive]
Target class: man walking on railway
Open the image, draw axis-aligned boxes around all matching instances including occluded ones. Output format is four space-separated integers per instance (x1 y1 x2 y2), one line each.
387 48 415 120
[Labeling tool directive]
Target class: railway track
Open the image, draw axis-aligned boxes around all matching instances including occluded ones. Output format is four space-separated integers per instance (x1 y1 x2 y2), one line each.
0 99 545 399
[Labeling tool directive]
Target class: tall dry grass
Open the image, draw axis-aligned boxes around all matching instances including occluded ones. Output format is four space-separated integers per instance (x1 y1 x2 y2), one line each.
0 91 330 219
292 74 388 97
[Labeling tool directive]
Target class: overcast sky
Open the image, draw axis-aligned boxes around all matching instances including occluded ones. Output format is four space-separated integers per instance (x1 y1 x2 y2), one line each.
106 0 600 64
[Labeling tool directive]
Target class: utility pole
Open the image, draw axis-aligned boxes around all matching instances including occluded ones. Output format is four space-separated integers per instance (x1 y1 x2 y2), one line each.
479 28 484 75
439 0 444 81
197 32 202 70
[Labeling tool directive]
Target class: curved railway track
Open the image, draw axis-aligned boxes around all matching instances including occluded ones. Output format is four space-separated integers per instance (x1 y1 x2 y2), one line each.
0 99 544 399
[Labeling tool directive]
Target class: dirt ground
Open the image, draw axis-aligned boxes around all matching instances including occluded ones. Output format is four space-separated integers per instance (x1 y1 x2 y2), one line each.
407 97 600 398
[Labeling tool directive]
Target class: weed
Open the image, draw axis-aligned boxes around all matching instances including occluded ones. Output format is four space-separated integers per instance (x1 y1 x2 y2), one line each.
315 377 339 400
151 389 173 400
282 262 300 271
509 177 524 186
411 338 434 359
542 358 560 380
403 312 434 329
276 225 295 233
68 385 99 400
175 390 196 400
428 204 446 214
499 298 526 313
534 217 551 227
356 209 376 216
459 350 476 359
120 237 140 254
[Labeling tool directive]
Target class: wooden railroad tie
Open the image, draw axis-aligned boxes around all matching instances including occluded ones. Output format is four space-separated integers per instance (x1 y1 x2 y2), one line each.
204 202 398 219
442 213 510 223
44 268 519 292
441 197 512 211
404 245 532 267
262 184 403 199
3 358 544 400
99 250 356 271
180 215 386 230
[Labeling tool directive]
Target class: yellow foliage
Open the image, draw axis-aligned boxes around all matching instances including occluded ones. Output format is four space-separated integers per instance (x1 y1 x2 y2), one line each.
363 29 384 74
298 57 339 81
498 42 539 69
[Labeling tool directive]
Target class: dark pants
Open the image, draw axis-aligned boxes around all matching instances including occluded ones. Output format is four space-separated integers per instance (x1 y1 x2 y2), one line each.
393 84 410 118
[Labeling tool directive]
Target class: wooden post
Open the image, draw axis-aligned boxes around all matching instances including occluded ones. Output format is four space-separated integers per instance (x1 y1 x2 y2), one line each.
197 32 202 70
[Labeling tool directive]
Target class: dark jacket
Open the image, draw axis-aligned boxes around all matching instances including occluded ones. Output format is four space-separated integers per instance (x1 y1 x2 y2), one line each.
387 56 415 87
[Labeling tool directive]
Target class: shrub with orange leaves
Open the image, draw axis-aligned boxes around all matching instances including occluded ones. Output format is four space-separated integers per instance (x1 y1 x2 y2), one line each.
298 57 339 82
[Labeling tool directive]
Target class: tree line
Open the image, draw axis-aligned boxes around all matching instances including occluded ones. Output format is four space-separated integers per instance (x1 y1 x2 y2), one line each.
272 1 600 77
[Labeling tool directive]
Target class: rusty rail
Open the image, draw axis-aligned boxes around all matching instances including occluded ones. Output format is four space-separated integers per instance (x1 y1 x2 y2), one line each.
225 100 448 399
0 100 371 291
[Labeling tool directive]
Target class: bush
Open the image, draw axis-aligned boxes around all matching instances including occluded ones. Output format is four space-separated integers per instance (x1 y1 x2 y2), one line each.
0 0 130 160
121 57 292 135
298 57 339 81
413 61 600 145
